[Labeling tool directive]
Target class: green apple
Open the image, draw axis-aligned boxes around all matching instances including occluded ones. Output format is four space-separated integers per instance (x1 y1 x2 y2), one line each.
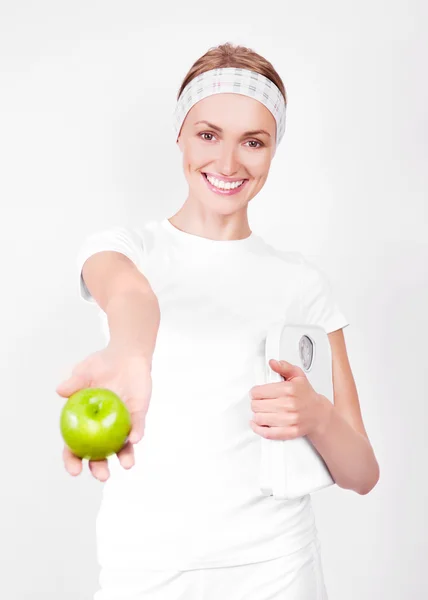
60 388 132 461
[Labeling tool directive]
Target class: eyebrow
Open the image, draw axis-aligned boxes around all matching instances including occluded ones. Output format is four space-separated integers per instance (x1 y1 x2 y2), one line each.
193 120 271 138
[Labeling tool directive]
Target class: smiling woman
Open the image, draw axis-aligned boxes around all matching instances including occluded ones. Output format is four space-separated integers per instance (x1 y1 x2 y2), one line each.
167 44 287 242
78 42 363 600
175 89 277 218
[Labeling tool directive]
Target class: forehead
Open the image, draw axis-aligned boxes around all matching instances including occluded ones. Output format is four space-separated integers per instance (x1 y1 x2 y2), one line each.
187 93 275 132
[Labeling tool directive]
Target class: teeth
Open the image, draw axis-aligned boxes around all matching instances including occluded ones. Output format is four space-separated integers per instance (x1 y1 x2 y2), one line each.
206 174 245 190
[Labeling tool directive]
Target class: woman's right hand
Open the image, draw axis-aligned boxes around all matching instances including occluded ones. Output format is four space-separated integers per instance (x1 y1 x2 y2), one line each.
56 345 152 482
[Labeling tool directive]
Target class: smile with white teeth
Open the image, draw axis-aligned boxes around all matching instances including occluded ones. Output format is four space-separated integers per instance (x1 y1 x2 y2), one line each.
205 174 245 190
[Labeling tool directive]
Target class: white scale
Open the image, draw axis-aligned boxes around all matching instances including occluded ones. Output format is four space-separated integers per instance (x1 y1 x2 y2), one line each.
259 321 335 500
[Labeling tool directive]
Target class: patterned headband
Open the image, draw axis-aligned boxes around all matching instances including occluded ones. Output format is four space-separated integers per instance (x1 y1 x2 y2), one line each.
173 67 287 148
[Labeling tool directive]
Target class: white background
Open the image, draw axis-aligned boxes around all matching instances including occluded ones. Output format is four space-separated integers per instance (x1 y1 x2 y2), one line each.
1 1 427 598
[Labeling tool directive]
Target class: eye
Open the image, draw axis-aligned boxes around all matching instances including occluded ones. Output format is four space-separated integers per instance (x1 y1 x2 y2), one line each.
246 140 264 149
198 132 216 142
198 132 264 149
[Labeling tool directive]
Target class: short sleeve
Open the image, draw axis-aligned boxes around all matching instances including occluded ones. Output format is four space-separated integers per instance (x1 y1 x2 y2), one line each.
76 226 145 304
299 255 350 334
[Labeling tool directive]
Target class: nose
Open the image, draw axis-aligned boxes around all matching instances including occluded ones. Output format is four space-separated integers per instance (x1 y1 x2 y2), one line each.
215 141 240 177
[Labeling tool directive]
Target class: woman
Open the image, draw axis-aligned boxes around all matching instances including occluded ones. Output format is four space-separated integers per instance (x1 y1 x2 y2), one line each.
57 43 363 599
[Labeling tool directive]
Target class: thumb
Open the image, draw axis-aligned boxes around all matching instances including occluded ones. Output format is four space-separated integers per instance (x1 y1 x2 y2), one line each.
56 374 91 398
269 359 303 380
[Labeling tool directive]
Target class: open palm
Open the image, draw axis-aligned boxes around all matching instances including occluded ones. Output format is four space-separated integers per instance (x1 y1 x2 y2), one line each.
56 346 152 482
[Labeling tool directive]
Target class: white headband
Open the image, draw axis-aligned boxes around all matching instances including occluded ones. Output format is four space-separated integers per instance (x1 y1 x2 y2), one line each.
173 67 286 148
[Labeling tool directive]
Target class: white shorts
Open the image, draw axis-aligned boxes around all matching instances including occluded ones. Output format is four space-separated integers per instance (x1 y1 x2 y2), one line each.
93 538 328 599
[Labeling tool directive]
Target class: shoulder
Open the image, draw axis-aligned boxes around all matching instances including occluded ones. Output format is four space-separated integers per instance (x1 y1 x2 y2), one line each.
255 236 305 267
77 222 158 269
96 220 160 254
256 238 324 284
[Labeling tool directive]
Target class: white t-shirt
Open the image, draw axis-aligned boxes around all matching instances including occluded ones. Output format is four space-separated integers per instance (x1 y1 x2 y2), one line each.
76 218 349 571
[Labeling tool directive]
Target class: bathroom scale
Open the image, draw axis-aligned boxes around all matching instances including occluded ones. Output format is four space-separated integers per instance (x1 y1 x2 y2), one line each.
259 321 335 500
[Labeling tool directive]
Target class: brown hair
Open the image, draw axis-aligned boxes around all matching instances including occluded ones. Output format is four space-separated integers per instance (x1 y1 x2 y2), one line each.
176 42 287 105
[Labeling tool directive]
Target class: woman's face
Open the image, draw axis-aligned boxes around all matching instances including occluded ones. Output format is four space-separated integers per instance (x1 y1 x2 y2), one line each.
176 93 276 213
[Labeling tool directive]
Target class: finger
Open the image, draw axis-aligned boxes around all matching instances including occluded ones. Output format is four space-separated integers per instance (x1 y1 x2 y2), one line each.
56 373 91 398
251 381 292 400
253 411 295 427
128 410 146 444
250 422 291 440
252 398 291 413
63 445 83 476
89 458 110 482
117 440 135 469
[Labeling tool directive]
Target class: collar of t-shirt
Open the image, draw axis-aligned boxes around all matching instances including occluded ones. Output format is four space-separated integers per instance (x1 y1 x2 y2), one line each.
161 218 259 254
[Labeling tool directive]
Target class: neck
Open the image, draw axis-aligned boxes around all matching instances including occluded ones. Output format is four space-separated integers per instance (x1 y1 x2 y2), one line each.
169 201 252 241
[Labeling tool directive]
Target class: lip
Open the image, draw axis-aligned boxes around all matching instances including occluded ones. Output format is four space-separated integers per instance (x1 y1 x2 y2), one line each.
203 172 248 183
201 172 249 196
